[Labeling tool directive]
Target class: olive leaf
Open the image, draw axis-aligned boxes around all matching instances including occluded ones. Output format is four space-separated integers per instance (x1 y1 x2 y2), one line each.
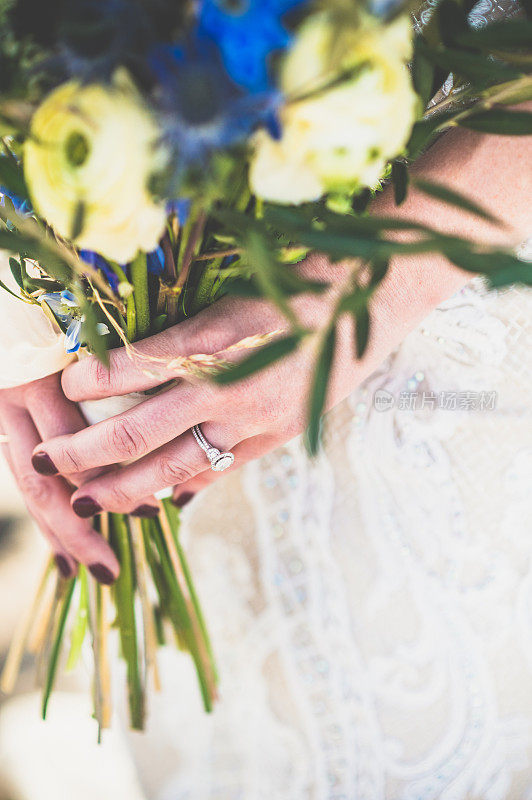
306 325 336 455
214 334 302 385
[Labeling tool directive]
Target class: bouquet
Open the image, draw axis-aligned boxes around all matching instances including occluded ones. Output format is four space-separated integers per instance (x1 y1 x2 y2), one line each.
0 0 530 736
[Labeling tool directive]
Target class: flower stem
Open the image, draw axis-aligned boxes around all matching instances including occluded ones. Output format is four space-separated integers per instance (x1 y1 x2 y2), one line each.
130 252 150 340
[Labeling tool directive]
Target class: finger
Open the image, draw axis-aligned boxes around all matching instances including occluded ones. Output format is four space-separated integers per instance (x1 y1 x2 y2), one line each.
172 433 282 507
0 403 119 582
33 382 216 475
60 294 274 402
70 423 239 515
1 435 77 578
61 304 229 402
24 373 103 485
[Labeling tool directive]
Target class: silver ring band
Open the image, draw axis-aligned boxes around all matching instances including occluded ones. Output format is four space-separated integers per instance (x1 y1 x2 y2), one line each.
192 425 235 472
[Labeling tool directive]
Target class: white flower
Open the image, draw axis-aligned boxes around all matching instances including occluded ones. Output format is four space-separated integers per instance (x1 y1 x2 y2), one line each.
250 13 418 204
0 254 74 389
24 70 168 263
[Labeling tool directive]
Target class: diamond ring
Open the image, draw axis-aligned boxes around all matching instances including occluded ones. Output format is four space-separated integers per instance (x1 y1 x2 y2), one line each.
191 425 235 472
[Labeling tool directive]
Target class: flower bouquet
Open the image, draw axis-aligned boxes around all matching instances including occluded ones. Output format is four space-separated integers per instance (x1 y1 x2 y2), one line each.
0 0 530 735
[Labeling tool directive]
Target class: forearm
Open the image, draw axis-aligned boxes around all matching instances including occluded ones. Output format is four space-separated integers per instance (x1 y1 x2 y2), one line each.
345 117 532 385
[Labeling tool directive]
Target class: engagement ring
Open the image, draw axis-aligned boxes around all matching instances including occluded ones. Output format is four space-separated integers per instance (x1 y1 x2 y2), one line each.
192 425 235 472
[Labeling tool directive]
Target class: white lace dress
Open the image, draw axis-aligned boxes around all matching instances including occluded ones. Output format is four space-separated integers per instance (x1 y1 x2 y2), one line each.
125 273 532 800
125 5 532 798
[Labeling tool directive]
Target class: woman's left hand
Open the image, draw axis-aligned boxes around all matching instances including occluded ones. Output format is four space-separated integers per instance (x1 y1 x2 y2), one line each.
31 259 361 516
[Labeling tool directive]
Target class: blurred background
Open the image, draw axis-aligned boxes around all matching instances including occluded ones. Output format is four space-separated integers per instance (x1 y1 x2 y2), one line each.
0 462 148 800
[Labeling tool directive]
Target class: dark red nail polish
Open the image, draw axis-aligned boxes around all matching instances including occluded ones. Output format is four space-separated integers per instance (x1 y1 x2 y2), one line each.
54 554 72 579
131 504 159 518
172 491 194 509
89 563 116 585
32 451 58 476
72 496 102 518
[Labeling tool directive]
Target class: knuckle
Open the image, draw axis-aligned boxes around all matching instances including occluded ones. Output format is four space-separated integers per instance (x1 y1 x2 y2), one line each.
188 317 230 357
157 454 195 487
90 356 115 395
18 473 52 507
57 444 83 473
107 417 147 460
107 483 133 509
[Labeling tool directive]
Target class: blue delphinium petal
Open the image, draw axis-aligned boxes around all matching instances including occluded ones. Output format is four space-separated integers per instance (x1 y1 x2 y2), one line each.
40 290 84 353
147 245 166 275
80 249 120 292
60 290 78 307
166 198 191 225
65 318 83 353
198 0 307 92
150 40 280 168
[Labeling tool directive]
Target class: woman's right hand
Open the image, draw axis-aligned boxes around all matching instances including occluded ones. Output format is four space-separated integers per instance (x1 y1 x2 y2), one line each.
0 372 119 584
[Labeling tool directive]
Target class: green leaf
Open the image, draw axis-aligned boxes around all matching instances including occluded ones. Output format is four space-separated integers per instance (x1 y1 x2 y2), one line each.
70 200 86 240
459 109 532 134
0 154 28 200
488 261 532 287
413 177 502 225
442 246 527 275
418 43 521 83
306 326 336 456
215 334 301 385
80 298 110 366
455 20 532 49
9 256 23 289
412 36 436 108
406 108 458 159
370 258 390 288
391 160 409 206
355 305 370 359
437 0 469 46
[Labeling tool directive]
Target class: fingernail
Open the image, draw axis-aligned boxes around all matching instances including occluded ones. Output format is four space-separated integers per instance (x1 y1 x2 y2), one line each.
89 563 116 585
172 492 195 509
131 504 159 519
54 554 73 579
72 496 102 518
32 451 58 476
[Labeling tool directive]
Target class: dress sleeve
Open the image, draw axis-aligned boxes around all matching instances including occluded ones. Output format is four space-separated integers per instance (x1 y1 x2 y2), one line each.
0 252 74 389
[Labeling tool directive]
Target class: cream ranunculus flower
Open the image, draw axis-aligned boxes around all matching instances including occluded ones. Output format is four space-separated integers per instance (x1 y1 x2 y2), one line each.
0 253 74 389
249 13 418 204
24 71 168 264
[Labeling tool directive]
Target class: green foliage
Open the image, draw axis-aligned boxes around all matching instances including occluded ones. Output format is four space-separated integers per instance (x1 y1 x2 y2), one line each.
413 177 501 225
307 326 336 456
459 109 532 134
214 333 303 385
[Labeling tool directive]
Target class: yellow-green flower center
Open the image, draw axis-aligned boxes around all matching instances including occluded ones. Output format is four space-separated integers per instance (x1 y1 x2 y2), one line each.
65 131 90 168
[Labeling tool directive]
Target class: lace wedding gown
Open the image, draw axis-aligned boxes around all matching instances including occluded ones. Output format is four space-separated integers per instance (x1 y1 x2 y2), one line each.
125 5 532 799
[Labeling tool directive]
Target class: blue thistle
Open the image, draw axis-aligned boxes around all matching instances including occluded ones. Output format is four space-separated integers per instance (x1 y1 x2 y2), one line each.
150 39 280 168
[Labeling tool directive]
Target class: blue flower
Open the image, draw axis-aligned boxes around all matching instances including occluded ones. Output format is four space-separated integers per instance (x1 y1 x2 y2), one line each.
150 40 280 167
198 0 307 92
0 187 33 229
166 198 191 225
147 245 166 275
79 249 119 292
40 290 84 353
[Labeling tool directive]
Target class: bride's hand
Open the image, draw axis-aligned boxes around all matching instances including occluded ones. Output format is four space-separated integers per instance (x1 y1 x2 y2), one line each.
0 373 120 581
31 258 363 515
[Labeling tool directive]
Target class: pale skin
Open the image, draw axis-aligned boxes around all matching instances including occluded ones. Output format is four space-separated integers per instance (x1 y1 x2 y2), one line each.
1 120 531 584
